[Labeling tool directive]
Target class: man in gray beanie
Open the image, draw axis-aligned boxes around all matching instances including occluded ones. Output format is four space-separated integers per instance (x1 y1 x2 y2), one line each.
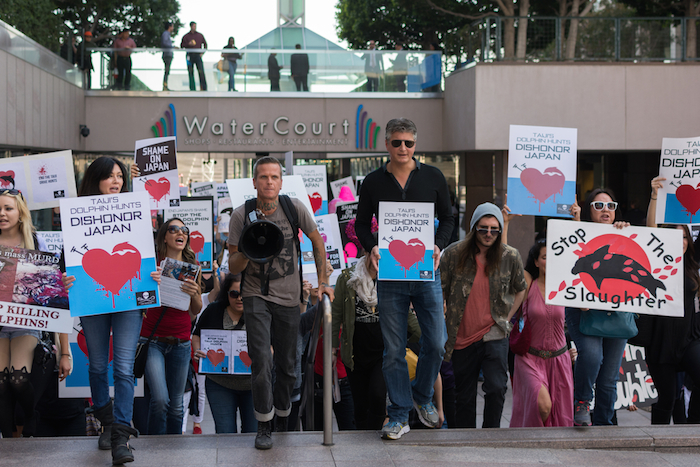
439 202 527 428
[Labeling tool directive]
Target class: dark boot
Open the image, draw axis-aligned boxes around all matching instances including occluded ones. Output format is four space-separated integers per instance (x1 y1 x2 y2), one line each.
92 401 114 450
274 416 288 432
111 423 138 464
651 403 673 425
254 420 273 450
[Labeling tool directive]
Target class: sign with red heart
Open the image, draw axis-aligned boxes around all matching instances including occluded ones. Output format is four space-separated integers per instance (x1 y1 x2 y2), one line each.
206 348 226 367
163 197 215 272
134 136 180 209
378 202 434 281
656 135 700 224
199 329 251 375
295 165 328 215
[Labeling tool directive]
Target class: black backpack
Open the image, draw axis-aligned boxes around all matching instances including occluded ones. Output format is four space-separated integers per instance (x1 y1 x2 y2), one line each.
242 195 304 302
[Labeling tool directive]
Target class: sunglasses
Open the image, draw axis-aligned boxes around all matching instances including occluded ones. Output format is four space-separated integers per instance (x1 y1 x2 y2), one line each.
0 188 22 197
228 290 242 299
390 139 415 148
167 225 190 235
476 227 501 235
590 201 618 211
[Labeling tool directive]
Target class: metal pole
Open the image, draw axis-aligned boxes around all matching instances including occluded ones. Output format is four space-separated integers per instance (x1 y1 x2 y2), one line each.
321 295 333 446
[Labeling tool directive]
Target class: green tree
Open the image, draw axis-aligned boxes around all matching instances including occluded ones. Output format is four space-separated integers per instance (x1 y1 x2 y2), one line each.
0 0 64 51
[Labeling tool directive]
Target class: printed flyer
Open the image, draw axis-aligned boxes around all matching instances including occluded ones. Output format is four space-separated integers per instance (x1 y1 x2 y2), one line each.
60 191 161 317
133 136 180 209
545 219 683 316
506 125 577 217
199 329 251 375
655 135 700 224
0 150 77 210
295 164 328 215
0 246 71 333
377 202 435 281
159 257 201 311
164 196 214 271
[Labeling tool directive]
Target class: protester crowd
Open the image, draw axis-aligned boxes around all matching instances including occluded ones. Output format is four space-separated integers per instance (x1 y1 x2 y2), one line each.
1 118 697 465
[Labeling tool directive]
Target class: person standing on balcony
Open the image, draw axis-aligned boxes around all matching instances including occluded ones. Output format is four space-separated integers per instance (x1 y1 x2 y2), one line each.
390 44 407 92
113 29 136 90
222 37 242 92
181 21 208 91
290 44 309 92
161 22 175 91
268 53 282 91
79 31 94 90
363 40 383 92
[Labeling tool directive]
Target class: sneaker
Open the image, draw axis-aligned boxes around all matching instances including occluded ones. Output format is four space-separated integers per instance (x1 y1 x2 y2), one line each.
413 400 440 428
255 421 273 450
381 421 410 440
574 400 591 426
192 426 202 435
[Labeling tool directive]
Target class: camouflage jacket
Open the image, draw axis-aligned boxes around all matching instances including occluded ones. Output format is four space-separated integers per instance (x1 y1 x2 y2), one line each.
440 241 527 361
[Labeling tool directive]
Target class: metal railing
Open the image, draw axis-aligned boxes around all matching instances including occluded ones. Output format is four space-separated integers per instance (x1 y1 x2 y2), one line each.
81 47 442 93
460 16 700 63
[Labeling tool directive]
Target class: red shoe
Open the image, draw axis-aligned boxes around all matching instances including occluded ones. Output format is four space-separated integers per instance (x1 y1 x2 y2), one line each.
193 426 202 434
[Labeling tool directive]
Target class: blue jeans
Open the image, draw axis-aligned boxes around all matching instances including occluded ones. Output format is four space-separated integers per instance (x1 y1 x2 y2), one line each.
228 60 238 91
80 311 142 426
566 308 627 426
205 377 257 433
143 339 191 434
377 270 447 423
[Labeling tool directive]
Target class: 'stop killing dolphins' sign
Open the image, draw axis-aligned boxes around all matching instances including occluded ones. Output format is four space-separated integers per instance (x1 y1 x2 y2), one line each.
506 125 577 217
545 219 683 317
656 135 700 224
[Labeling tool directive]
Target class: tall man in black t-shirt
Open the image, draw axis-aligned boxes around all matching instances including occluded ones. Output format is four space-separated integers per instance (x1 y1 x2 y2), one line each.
355 118 454 440
228 156 334 449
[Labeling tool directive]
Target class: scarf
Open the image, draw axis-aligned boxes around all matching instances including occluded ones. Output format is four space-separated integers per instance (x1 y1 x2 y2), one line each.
347 258 377 307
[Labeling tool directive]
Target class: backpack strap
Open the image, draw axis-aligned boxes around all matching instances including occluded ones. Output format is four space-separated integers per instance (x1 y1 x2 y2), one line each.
240 198 258 294
278 195 304 303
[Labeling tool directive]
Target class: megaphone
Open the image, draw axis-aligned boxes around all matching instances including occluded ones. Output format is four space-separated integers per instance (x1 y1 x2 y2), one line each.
238 211 284 264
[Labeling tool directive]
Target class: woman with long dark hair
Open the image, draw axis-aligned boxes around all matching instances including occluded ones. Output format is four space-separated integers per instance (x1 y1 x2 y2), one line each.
510 239 574 427
644 176 700 423
62 156 154 464
192 273 256 433
567 188 630 426
140 217 202 435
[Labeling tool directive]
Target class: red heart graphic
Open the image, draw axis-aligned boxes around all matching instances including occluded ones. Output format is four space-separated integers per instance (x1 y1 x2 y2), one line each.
77 330 113 362
389 238 426 277
0 170 15 188
207 348 226 367
144 177 170 202
82 242 142 306
239 350 252 368
190 231 204 254
309 192 323 214
519 167 566 210
675 183 700 219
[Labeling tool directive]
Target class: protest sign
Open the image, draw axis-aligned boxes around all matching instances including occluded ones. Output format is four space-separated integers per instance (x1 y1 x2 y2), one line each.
0 246 71 333
378 202 434 281
613 344 657 410
336 201 361 265
60 191 160 317
545 219 683 316
506 125 577 217
295 165 328 215
655 135 700 224
36 231 63 254
133 136 180 209
159 257 201 311
164 196 214 271
330 176 356 200
199 329 251 375
226 175 314 216
303 214 346 286
60 318 144 398
0 150 77 210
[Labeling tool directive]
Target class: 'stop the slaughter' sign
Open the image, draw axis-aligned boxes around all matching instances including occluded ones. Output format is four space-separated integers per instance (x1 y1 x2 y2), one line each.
655 135 700 224
545 219 683 317
506 125 577 217
60 191 160 317
378 202 434 281
133 136 180 209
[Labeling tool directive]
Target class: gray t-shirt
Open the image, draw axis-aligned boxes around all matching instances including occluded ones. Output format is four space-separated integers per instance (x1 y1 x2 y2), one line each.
228 197 317 307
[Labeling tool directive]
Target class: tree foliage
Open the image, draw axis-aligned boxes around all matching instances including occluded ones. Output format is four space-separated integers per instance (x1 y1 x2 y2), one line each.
0 0 64 51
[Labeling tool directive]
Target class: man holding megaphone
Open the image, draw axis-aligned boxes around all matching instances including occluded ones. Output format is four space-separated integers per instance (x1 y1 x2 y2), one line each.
227 156 334 450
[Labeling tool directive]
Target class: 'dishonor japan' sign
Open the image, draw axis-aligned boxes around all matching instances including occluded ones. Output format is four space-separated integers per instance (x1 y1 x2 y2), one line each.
60 191 161 316
656 135 700 224
295 165 328 216
545 219 683 317
506 125 577 217
0 246 72 333
378 202 434 281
